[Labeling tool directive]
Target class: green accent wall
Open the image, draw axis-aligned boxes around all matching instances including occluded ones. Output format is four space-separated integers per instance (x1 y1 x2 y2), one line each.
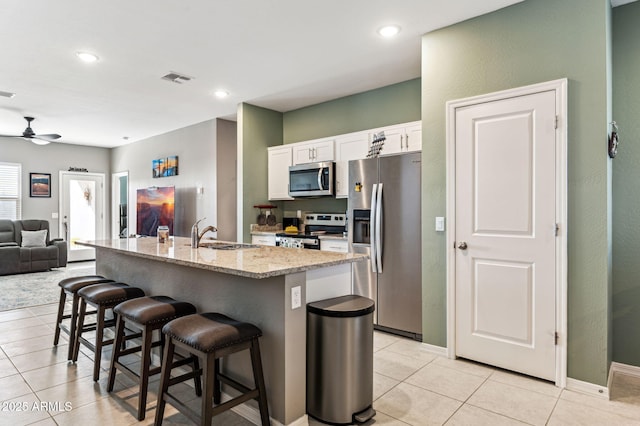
281 78 421 214
283 78 421 144
421 0 612 385
239 103 283 242
612 1 640 366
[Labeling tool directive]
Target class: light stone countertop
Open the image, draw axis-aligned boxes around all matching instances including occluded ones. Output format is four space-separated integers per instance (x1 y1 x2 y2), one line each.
78 236 366 279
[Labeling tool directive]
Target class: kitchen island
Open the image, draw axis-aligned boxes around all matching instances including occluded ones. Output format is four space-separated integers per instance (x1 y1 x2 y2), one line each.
77 237 366 425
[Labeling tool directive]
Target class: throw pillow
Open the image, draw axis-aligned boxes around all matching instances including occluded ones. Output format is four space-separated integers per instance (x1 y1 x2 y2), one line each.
21 229 48 247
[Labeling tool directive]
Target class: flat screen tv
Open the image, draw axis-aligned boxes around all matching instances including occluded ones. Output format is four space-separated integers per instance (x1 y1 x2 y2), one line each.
136 186 174 236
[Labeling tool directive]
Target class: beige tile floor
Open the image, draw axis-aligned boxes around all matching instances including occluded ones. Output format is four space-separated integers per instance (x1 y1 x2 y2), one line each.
1 303 639 426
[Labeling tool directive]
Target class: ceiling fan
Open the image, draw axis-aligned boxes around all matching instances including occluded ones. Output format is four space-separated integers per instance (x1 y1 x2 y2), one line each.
0 116 62 145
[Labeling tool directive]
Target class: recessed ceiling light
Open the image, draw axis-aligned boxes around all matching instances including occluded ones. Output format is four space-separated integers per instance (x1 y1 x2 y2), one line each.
214 90 229 99
378 25 401 38
76 51 99 63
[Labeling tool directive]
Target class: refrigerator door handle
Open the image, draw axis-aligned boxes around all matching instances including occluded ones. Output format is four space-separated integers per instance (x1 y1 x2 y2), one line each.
370 184 378 273
376 183 383 273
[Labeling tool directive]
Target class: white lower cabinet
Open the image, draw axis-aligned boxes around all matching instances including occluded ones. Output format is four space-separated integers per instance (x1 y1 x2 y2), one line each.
251 234 276 246
320 239 348 253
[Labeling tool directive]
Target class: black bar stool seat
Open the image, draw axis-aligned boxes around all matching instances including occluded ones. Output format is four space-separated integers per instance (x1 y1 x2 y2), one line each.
53 275 114 360
154 313 270 426
73 282 145 381
107 296 201 421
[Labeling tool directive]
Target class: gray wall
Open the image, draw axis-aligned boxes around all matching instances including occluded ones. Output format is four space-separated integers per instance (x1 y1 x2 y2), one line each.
110 119 217 237
216 118 238 241
612 1 640 366
421 0 612 385
0 137 110 239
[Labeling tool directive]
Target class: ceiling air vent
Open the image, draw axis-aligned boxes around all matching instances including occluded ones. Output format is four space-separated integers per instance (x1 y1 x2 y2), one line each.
161 72 194 84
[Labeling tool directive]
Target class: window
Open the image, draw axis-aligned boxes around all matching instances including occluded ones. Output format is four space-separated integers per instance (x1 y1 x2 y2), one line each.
0 162 22 220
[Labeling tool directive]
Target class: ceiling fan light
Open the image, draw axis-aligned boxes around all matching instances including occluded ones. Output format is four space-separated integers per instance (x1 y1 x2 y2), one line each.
28 138 50 146
76 51 99 63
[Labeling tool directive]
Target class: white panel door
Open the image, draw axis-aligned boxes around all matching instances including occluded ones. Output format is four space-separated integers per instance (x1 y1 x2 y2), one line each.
60 172 105 262
455 90 557 381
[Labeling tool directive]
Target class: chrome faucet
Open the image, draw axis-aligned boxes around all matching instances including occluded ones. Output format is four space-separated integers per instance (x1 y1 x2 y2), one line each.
191 218 218 248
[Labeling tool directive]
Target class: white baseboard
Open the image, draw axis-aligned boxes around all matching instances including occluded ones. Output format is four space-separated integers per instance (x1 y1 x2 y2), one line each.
566 377 609 399
420 342 447 357
607 361 640 392
222 391 308 426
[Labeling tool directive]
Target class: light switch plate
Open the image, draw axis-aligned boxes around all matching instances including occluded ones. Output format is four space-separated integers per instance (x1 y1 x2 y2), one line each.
52 212 59 219
435 217 445 232
291 286 301 309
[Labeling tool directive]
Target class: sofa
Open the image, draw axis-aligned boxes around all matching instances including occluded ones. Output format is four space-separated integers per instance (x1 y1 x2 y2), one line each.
0 219 68 275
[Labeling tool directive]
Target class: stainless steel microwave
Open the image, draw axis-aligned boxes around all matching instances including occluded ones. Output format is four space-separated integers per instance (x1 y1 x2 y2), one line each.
288 162 335 197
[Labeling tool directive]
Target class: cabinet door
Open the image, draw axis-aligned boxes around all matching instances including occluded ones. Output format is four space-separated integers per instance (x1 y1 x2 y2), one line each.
292 139 335 165
404 122 422 152
292 144 314 165
372 125 404 156
251 235 276 246
268 146 293 200
335 132 369 198
320 239 348 253
312 139 335 162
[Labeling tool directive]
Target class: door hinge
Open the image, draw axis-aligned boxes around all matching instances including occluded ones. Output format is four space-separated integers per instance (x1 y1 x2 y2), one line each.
555 115 559 129
555 332 559 345
555 223 559 236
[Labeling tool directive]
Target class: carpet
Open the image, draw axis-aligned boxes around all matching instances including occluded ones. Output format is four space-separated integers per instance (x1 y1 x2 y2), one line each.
0 262 96 311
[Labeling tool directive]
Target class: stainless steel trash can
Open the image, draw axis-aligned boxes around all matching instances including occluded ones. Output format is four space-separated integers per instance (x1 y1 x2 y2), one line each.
307 295 376 425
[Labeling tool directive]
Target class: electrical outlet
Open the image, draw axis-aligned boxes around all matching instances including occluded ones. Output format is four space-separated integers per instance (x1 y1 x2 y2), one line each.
291 286 301 309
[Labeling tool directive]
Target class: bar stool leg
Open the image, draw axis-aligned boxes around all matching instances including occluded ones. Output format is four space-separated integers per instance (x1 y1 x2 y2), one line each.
107 315 126 392
137 326 154 420
53 288 66 346
72 299 87 363
202 353 215 426
93 305 107 381
251 339 270 426
213 358 221 404
154 338 175 426
66 293 82 360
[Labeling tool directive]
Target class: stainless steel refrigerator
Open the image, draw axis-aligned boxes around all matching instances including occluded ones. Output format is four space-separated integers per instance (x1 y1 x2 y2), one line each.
348 152 422 340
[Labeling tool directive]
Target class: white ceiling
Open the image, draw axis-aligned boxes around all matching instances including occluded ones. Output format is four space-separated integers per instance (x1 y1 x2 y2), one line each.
2 0 531 148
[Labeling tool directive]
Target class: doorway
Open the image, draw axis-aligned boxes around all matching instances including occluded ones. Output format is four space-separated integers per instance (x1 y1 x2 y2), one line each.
112 171 128 238
59 171 106 262
446 79 568 386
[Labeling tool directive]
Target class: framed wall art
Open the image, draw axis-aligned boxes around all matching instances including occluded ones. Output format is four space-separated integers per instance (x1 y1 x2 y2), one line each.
152 155 179 178
30 173 51 197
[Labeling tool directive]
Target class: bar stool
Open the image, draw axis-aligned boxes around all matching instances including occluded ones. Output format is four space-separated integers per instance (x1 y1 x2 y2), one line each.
154 313 270 426
73 282 145 381
53 275 114 360
107 296 201 420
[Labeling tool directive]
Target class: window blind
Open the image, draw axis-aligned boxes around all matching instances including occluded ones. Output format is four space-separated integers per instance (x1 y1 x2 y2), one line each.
0 162 22 220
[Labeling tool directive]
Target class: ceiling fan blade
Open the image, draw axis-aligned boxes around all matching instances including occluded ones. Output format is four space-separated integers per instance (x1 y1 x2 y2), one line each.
0 134 21 138
34 133 62 141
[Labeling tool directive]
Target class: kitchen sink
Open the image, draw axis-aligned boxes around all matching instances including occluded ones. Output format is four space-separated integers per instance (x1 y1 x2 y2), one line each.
198 242 260 250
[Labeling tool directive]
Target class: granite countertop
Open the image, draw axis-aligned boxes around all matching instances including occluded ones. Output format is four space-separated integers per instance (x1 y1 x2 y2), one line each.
78 237 366 279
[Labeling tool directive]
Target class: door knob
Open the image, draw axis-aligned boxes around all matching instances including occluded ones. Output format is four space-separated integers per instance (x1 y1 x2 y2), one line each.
457 241 468 250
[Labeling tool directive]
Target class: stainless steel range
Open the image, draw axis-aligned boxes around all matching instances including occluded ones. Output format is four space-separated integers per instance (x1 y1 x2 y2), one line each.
276 213 346 249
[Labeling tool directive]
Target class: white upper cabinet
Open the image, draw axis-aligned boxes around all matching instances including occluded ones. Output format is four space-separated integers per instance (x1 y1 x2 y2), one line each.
268 145 294 200
292 138 335 165
334 131 369 198
369 120 422 156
